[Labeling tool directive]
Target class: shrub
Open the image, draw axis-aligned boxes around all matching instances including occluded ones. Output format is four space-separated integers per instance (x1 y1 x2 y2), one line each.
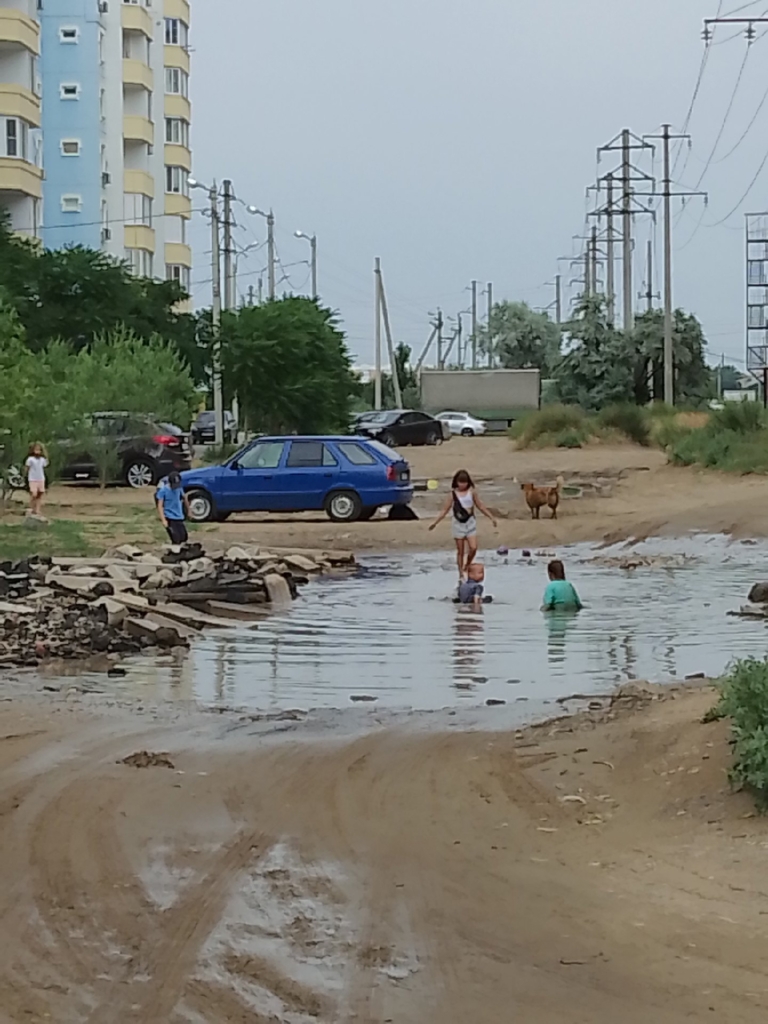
712 658 768 809
711 401 765 434
515 405 587 448
555 428 585 448
597 403 651 446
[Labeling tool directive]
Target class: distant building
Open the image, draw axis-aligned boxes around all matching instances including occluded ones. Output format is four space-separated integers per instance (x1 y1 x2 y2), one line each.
0 0 43 237
36 0 192 288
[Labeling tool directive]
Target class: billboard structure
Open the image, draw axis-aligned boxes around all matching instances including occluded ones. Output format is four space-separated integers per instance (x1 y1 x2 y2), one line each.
746 213 768 382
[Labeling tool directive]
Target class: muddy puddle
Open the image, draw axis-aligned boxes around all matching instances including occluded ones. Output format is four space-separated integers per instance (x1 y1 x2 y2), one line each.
28 535 768 719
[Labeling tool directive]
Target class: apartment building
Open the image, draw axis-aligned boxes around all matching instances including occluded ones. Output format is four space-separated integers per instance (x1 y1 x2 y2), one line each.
0 0 43 237
38 0 192 287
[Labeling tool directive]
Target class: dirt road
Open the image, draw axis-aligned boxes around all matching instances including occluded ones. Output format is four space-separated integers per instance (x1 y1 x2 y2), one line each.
40 438 768 553
0 687 767 1023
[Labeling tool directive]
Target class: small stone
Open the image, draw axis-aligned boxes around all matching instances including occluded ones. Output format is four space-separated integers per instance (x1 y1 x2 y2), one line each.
486 698 506 706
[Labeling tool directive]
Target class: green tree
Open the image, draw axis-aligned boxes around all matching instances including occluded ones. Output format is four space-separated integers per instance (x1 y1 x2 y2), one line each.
554 296 637 410
633 309 713 405
222 297 358 433
359 343 420 409
477 301 562 375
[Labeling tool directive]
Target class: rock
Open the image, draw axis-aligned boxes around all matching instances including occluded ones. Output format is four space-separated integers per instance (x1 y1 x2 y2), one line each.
145 612 199 641
749 582 768 604
112 591 150 614
350 694 378 702
107 666 127 677
93 596 127 628
264 573 292 606
113 544 144 560
486 698 506 706
0 600 35 616
105 564 134 582
70 565 104 578
188 557 215 576
125 617 187 648
120 750 175 769
145 569 176 590
225 546 250 562
283 553 320 573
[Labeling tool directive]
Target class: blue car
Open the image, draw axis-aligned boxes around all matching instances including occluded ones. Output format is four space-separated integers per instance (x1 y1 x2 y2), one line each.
181 435 414 524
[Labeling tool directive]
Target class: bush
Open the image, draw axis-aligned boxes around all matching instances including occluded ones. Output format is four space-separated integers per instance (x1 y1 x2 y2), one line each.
669 414 768 474
712 658 768 809
514 405 587 448
711 401 764 434
555 428 585 448
597 403 651 446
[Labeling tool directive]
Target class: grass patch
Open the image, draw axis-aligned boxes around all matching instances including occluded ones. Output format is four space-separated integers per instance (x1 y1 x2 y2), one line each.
0 519 95 561
709 658 768 810
512 405 588 448
512 402 652 449
596 404 651 446
668 404 768 473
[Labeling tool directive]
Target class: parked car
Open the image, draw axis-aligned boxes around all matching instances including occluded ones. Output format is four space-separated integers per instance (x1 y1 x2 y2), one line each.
191 410 237 445
436 411 488 437
181 435 413 523
59 412 192 488
354 410 450 447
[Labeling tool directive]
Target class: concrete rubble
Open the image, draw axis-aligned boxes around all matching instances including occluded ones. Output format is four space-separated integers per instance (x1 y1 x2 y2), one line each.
0 544 355 669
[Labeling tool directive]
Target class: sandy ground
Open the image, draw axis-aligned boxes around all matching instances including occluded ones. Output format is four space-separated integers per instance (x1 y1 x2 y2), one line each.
3 441 768 1020
0 686 767 1023
36 437 768 553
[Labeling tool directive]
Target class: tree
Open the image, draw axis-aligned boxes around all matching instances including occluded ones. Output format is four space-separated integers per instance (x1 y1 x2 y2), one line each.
632 309 713 404
0 215 197 359
222 297 358 434
477 301 562 376
359 342 420 409
718 364 743 393
554 297 636 410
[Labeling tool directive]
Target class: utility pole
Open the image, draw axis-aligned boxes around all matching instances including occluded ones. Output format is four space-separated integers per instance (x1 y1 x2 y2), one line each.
471 280 478 369
605 174 616 324
374 258 383 409
644 240 655 312
590 226 599 300
598 130 655 332
486 282 493 368
377 263 403 407
248 284 255 307
415 321 438 372
222 179 235 312
457 313 464 368
267 211 276 300
436 308 444 369
209 182 224 447
643 124 707 406
555 273 562 324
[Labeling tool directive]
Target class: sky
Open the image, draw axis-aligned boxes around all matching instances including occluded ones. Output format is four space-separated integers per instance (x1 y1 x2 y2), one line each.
189 0 768 372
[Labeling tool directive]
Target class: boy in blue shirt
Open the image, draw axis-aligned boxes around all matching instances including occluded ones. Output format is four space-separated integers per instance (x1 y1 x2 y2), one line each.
542 559 583 611
155 471 191 545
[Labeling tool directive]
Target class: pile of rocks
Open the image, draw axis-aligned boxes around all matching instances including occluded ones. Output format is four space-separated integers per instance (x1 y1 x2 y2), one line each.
0 543 355 669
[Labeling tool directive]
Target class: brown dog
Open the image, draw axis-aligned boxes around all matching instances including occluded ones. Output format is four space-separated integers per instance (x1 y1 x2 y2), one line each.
521 475 565 520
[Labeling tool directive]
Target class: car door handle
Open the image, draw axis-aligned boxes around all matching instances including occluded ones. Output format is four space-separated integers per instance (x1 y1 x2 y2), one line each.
323 473 333 478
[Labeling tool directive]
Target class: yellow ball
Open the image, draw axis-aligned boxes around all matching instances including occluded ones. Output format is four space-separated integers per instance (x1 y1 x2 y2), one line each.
427 479 439 491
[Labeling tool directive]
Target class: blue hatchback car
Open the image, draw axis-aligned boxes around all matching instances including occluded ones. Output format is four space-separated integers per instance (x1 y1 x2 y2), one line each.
181 435 414 523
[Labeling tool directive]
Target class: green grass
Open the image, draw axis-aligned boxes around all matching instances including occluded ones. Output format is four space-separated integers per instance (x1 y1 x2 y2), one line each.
511 402 651 449
709 658 768 810
596 403 651 446
669 404 768 474
0 519 95 561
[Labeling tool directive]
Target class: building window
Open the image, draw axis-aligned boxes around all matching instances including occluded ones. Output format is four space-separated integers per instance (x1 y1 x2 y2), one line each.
61 195 83 213
125 193 153 227
59 26 79 43
164 18 188 47
60 139 81 156
166 264 191 291
164 68 188 97
164 117 189 147
125 249 153 278
60 83 81 100
2 118 29 160
6 119 17 158
165 165 189 195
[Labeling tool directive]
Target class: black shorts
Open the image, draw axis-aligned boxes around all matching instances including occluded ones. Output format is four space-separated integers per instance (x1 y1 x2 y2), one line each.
166 520 188 545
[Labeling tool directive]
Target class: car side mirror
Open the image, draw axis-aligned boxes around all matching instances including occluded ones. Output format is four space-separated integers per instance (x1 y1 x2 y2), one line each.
230 460 240 470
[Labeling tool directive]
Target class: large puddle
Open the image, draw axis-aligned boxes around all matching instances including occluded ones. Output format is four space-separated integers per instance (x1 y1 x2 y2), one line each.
40 535 768 717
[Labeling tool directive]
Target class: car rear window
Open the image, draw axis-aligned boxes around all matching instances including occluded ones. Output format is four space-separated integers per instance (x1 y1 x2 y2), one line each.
336 441 377 466
286 441 338 468
367 440 402 462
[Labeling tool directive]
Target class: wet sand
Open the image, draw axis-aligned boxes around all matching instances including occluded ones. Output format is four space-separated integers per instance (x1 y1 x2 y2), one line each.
0 684 767 1022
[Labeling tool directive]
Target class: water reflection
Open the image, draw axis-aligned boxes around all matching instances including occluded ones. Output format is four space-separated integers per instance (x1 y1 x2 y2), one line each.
545 611 579 666
452 608 486 692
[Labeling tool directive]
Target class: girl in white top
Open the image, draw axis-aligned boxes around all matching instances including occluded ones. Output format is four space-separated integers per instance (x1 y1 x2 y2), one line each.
430 468 497 581
25 441 49 520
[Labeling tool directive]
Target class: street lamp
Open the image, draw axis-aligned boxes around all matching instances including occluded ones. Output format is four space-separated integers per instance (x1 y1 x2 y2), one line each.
189 177 225 448
245 205 276 300
294 230 318 299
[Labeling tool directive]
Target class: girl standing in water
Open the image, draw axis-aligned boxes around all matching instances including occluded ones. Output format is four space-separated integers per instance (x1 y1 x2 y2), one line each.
429 469 497 581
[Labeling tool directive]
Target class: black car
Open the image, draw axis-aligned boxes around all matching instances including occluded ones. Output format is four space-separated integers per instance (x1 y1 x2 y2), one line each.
191 410 236 445
59 412 192 488
354 410 450 447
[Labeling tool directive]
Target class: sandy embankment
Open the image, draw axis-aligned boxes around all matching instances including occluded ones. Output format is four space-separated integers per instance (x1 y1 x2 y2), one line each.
0 683 767 1023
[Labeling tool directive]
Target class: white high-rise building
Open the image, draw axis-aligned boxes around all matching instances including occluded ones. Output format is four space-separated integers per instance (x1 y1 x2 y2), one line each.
38 0 192 291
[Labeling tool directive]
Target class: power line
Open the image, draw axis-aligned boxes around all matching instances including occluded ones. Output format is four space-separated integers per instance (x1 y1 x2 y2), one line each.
707 142 768 224
693 43 752 188
716 76 768 161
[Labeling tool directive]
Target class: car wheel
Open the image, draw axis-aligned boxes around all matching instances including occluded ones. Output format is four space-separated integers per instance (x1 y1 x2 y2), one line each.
381 432 398 447
214 511 231 523
358 506 378 521
325 490 363 523
124 458 156 489
461 427 475 437
186 488 215 523
426 430 442 446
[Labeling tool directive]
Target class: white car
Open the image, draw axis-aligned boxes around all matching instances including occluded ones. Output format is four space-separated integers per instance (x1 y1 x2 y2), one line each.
437 411 488 437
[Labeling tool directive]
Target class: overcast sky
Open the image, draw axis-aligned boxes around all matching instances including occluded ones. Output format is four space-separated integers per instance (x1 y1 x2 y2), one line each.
190 0 767 371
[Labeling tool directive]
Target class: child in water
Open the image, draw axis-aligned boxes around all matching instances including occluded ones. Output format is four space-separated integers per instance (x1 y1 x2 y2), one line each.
542 559 583 611
458 563 485 606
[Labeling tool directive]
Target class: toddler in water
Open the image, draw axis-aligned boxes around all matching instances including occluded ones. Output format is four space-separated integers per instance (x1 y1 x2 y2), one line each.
542 559 582 611
458 563 485 606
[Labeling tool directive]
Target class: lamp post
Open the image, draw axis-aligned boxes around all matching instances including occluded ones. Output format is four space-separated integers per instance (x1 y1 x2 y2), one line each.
294 230 318 298
246 206 276 299
189 177 224 447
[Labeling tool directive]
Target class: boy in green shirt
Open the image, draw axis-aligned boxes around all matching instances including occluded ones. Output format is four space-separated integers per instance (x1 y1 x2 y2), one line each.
542 559 583 612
